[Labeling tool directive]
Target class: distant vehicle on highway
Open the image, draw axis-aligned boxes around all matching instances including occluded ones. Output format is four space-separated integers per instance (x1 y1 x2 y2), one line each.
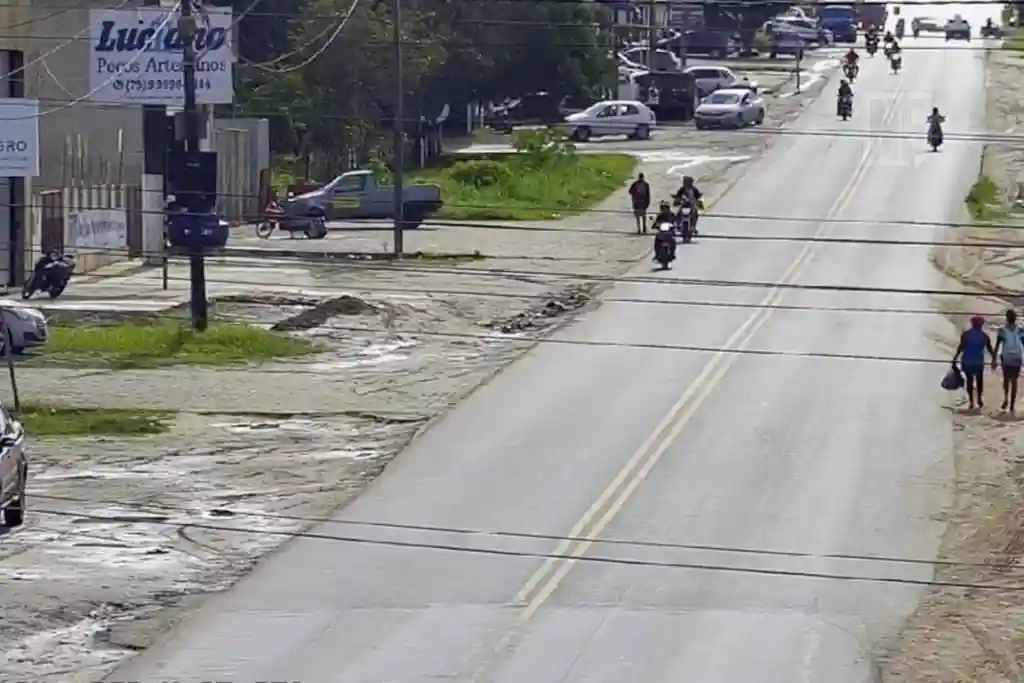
683 65 753 97
770 17 833 45
0 402 27 528
694 88 766 129
0 301 48 354
819 4 858 42
564 100 656 141
283 170 443 228
945 15 971 40
912 16 943 36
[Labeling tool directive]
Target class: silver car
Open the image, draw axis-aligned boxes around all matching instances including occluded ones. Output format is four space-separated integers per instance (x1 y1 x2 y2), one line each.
0 301 48 354
0 402 27 527
694 88 766 130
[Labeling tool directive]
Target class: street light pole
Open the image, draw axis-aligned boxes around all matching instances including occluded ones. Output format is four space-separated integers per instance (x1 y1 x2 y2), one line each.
391 0 405 257
180 0 208 330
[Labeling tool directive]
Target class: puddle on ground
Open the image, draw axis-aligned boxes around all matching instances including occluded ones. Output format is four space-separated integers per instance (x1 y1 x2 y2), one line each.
210 418 329 434
308 339 419 372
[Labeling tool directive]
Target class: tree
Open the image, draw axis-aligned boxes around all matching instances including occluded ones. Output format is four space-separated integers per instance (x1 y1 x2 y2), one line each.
236 0 615 176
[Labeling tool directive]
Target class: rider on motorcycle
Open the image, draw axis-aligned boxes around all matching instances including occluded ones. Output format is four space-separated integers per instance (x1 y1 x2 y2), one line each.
653 200 674 227
928 107 945 136
672 176 704 235
843 48 859 77
654 224 677 267
837 79 854 115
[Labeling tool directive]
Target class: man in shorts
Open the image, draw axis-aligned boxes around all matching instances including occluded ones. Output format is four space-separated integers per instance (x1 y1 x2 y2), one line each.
628 173 651 234
992 309 1024 411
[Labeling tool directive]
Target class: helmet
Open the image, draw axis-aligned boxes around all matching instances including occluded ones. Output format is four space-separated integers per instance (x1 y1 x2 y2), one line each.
658 200 670 211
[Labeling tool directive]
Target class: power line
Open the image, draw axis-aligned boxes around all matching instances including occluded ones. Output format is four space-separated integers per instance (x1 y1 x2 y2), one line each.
24 505 1024 591
243 0 364 73
30 492 1024 574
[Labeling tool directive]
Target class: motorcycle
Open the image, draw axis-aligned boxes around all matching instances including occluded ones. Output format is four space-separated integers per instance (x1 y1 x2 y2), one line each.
890 54 902 74
838 93 854 120
981 22 1003 38
843 62 859 81
866 38 879 56
23 253 75 300
674 200 696 243
653 226 676 270
928 124 943 151
255 200 328 239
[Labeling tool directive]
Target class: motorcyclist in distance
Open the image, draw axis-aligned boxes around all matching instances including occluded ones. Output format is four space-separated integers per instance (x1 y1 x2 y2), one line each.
843 47 859 78
837 78 854 115
927 106 945 138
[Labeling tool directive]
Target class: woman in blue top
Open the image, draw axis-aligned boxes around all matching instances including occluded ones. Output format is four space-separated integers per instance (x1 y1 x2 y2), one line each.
954 315 995 411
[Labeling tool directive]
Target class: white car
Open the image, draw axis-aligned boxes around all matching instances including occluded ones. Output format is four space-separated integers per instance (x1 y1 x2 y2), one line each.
0 401 27 528
912 16 943 34
694 88 766 129
0 301 48 354
564 100 656 141
683 65 753 97
945 15 971 40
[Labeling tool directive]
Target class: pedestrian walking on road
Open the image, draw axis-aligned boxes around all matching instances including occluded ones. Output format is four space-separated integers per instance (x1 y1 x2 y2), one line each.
993 308 1024 412
628 173 651 234
953 315 994 411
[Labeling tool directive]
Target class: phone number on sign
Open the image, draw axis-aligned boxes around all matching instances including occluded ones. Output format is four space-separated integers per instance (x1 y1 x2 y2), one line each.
111 77 214 94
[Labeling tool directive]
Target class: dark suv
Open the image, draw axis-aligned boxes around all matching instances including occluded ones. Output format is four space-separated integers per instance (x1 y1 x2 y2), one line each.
0 404 27 528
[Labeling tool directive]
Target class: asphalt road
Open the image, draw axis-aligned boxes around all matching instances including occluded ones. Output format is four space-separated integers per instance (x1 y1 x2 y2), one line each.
106 6 993 683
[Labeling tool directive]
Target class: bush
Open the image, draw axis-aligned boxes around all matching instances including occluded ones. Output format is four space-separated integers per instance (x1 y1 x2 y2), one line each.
447 159 514 188
513 126 576 168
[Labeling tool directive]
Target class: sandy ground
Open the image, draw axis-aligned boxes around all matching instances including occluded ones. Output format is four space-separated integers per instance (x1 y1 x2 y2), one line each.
880 48 1024 683
0 67 841 683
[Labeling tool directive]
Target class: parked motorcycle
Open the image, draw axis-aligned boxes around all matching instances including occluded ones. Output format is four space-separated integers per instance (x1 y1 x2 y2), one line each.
653 225 676 270
23 252 75 300
255 200 328 239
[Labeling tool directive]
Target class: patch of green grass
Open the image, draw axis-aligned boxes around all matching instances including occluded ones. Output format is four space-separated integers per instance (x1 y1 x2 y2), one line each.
1004 26 1024 52
42 322 316 369
17 403 174 436
412 154 637 221
966 174 1003 221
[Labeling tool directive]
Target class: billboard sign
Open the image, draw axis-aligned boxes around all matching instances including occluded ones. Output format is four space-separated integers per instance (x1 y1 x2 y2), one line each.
89 7 235 106
0 99 40 177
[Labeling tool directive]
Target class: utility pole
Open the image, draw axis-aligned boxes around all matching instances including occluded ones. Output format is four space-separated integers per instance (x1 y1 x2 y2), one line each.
391 0 406 257
179 0 208 330
646 0 656 70
142 0 167 265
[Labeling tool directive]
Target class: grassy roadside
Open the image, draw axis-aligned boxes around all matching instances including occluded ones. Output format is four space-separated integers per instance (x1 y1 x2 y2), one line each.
37 322 316 369
964 174 1002 220
17 403 175 436
412 153 637 221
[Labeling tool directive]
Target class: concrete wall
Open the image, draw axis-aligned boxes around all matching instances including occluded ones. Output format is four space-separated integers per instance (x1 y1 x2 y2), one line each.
213 117 270 223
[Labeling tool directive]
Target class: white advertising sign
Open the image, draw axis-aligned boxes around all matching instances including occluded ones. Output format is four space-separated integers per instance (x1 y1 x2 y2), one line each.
0 99 40 177
70 209 128 251
89 8 235 106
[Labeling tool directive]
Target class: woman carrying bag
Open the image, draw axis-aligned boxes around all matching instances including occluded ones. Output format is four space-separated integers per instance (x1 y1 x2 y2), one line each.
952 315 995 411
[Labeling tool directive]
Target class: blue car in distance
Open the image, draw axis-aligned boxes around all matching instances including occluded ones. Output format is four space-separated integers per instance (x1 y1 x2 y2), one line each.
820 4 858 42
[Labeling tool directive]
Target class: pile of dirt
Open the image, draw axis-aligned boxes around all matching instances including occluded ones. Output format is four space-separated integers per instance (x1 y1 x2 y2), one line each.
489 284 594 334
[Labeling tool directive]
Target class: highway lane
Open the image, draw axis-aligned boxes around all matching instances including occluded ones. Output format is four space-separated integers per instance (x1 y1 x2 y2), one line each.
104 7 992 683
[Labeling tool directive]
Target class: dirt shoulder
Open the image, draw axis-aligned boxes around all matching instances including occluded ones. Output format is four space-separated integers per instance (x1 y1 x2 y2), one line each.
879 48 1024 683
0 73 836 683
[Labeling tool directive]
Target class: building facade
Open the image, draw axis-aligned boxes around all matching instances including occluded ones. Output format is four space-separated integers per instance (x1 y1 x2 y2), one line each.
1 0 144 284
